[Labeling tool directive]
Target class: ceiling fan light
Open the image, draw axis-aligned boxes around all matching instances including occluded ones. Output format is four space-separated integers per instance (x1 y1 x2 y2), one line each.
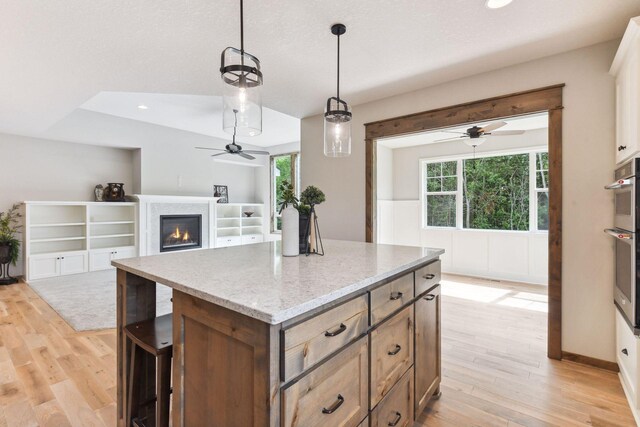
464 137 486 148
485 0 513 8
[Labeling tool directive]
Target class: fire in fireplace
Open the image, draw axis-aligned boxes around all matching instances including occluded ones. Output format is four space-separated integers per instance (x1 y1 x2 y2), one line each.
160 215 202 252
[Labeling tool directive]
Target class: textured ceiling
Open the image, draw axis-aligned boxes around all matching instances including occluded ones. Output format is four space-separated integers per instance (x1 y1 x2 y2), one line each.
1 0 639 145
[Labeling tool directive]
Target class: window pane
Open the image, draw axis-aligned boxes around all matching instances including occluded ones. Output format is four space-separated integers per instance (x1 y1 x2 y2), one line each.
426 195 456 227
427 163 441 178
462 154 530 231
443 176 457 192
536 170 549 189
537 192 549 231
442 161 457 177
536 152 549 171
427 178 442 192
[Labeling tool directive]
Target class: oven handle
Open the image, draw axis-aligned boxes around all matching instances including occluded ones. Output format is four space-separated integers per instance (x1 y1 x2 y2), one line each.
604 229 634 240
604 179 633 190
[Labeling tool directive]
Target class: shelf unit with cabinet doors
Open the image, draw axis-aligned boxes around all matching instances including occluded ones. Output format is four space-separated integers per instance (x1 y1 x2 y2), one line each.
214 203 265 248
24 201 138 280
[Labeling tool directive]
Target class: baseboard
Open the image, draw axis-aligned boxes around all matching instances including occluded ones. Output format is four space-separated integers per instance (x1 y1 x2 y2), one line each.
561 351 619 372
619 372 640 426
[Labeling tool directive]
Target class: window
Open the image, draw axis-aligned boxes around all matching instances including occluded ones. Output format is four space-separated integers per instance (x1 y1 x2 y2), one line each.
535 152 549 231
271 152 299 232
422 150 548 232
424 161 457 227
463 154 530 231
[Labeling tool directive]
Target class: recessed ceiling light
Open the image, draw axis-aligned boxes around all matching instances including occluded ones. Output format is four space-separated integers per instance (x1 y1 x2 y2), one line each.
485 0 513 9
137 105 148 110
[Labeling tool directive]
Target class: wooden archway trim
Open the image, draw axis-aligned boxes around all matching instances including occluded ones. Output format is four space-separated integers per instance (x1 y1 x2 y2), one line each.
364 84 564 360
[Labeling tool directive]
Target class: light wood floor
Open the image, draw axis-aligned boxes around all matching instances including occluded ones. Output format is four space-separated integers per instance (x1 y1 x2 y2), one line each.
0 275 635 426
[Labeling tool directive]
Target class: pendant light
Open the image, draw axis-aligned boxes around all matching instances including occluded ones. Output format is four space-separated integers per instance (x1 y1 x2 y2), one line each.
324 23 352 158
220 0 262 137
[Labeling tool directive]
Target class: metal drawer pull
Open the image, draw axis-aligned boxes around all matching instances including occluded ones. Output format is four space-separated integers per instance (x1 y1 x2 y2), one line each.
388 411 402 426
389 291 403 301
423 273 436 280
322 394 344 414
424 294 436 301
388 344 402 356
604 229 634 240
324 323 347 337
622 348 629 356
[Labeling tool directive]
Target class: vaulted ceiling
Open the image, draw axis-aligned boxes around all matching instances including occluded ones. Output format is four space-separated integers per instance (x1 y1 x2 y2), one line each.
1 0 639 146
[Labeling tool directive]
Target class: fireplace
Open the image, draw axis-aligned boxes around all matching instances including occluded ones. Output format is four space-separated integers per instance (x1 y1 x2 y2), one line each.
160 215 202 252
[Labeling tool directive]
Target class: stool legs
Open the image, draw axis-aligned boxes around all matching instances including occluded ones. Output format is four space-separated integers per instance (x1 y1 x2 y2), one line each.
156 353 172 427
127 343 144 425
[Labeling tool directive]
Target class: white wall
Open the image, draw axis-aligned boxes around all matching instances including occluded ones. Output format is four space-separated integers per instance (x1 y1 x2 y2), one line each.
377 145 394 200
0 132 134 276
301 40 618 362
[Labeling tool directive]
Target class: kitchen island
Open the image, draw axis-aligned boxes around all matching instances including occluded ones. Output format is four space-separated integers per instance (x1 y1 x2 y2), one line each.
113 239 444 427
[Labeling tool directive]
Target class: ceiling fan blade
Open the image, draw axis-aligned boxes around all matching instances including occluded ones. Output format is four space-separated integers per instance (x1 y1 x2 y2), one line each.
238 152 256 160
480 121 507 133
243 150 270 155
196 146 225 151
441 130 468 135
433 136 469 143
211 152 230 157
488 130 526 136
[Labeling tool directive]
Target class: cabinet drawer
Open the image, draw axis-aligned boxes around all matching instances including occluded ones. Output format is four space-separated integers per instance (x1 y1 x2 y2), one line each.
283 294 368 381
241 234 263 245
282 337 369 427
370 273 414 325
371 367 414 427
415 260 441 295
370 305 414 407
616 308 638 396
216 236 241 248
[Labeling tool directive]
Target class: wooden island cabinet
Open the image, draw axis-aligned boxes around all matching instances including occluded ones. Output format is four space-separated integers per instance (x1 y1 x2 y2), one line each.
114 240 443 427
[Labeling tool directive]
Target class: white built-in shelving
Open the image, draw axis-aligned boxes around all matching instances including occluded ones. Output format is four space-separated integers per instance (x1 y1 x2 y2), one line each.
24 201 138 280
215 203 265 247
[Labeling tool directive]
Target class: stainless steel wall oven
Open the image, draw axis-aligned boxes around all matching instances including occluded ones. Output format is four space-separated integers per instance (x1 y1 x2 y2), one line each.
606 158 640 326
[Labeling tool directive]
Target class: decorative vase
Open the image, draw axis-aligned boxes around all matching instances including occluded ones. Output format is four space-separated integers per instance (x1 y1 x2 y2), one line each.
94 184 104 202
281 206 299 257
298 214 309 254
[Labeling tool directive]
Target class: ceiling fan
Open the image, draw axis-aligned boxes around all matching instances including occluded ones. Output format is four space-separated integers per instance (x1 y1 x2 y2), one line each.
433 121 525 147
196 109 269 160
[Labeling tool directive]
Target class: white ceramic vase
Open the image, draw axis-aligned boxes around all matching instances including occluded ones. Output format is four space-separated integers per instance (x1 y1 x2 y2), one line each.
281 206 299 257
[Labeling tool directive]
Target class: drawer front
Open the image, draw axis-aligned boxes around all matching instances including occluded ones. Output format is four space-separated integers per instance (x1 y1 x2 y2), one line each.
370 305 414 407
283 337 369 427
216 236 241 248
415 260 441 295
371 367 414 427
616 308 638 395
283 295 368 381
358 416 369 427
370 273 414 325
241 234 264 245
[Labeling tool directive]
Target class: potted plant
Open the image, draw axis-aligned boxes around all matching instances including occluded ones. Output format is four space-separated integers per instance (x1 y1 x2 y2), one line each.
278 180 299 257
0 203 22 285
300 186 326 254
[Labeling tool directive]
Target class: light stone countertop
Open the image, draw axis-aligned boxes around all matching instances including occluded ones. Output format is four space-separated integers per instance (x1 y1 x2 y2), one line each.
112 239 444 325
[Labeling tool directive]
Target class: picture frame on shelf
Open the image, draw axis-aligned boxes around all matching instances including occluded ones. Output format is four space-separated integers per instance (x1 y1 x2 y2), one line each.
213 185 228 203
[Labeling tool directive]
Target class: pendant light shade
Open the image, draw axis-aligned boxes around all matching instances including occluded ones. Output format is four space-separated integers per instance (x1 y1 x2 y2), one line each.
220 0 263 137
324 23 352 158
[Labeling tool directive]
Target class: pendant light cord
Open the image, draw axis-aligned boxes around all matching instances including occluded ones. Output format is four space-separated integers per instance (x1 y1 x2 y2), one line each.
336 32 340 103
240 0 244 54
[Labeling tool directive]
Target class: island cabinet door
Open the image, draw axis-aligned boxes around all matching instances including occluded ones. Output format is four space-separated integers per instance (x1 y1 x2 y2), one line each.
282 337 369 427
414 284 441 416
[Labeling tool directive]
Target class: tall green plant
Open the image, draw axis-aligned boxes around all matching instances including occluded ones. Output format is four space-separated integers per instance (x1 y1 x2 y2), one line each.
278 180 298 213
0 204 22 265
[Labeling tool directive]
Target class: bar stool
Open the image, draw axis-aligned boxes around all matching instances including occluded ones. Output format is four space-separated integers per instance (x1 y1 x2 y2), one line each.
125 313 173 427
